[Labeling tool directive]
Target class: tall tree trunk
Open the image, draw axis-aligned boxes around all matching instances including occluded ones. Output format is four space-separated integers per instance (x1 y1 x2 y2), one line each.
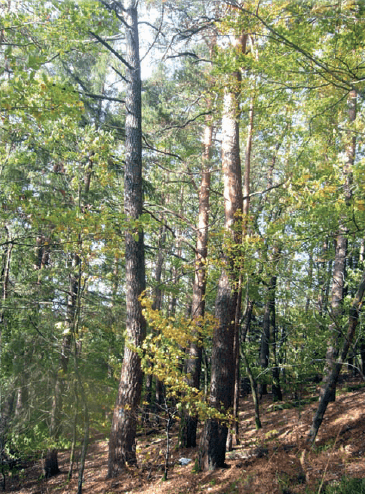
320 235 347 402
199 33 245 470
182 116 212 448
228 88 255 451
309 266 365 445
108 0 146 477
320 89 356 402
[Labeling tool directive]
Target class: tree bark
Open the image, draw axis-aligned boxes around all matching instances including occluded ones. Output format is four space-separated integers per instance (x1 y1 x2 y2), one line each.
199 34 245 467
108 0 146 478
182 117 212 448
320 234 347 402
320 89 356 402
308 266 365 445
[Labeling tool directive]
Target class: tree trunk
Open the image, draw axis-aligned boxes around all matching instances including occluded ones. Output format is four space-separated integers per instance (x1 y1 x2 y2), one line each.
320 234 347 402
320 89 356 402
44 450 60 478
182 117 212 448
199 33 245 468
308 266 365 445
108 0 146 478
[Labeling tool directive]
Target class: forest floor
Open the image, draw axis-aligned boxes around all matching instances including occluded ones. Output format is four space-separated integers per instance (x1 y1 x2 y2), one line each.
5 375 365 494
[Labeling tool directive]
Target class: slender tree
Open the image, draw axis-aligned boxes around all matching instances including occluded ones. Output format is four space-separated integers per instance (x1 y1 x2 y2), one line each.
107 0 146 477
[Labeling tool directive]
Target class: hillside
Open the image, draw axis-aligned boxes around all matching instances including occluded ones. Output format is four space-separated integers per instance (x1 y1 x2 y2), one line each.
5 377 365 494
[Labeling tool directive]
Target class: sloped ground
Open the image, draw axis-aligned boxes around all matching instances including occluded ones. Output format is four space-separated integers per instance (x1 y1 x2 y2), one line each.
5 377 365 494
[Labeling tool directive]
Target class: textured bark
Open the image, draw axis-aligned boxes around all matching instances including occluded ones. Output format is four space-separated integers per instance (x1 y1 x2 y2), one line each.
108 0 146 478
199 273 238 470
199 39 244 467
320 90 356 402
182 118 212 448
309 267 365 445
320 234 347 402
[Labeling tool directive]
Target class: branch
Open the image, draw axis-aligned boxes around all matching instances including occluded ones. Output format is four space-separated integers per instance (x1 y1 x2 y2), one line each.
111 65 129 84
89 30 133 71
161 110 213 132
166 52 200 60
246 181 286 200
142 135 183 161
140 4 165 63
226 1 352 90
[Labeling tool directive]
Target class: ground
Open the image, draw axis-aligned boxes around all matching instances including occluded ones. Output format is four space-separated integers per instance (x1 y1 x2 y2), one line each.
4 376 365 494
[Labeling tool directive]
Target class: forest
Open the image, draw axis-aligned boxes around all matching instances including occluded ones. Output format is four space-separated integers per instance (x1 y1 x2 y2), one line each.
1 1 365 493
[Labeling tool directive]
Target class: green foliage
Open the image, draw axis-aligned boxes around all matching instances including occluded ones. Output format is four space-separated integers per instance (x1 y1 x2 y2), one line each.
324 477 365 494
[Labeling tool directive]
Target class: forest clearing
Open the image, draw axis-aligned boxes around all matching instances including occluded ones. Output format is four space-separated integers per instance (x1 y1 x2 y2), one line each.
5 376 365 494
2 1 365 494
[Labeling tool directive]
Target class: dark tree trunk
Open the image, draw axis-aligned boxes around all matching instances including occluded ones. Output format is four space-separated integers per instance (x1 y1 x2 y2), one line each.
44 450 60 478
108 0 146 478
199 273 238 470
270 274 282 402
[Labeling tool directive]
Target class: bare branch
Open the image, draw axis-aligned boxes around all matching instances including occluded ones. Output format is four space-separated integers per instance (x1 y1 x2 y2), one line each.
89 30 133 71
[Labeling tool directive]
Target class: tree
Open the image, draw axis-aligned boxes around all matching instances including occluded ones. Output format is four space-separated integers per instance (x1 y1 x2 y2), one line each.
105 0 146 477
199 28 246 470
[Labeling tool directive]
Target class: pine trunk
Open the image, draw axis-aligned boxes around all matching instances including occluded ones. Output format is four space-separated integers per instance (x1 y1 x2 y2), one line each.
199 42 245 467
108 0 146 478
